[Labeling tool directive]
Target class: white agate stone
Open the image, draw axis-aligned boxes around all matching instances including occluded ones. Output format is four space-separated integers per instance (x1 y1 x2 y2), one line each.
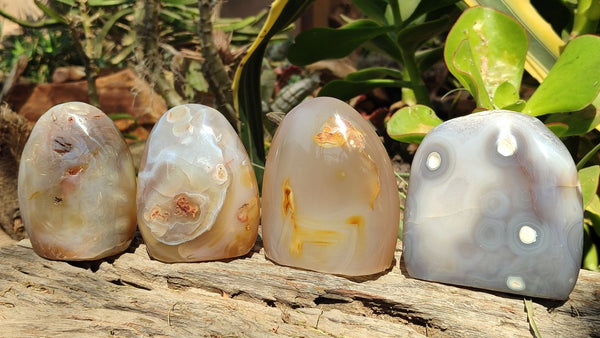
18 102 137 260
403 110 583 300
262 97 400 276
137 104 259 262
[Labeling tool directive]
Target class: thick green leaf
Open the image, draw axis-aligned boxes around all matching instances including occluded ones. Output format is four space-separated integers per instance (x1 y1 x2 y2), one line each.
386 104 443 143
583 222 600 271
444 7 527 109
544 104 600 137
545 122 569 137
451 39 493 108
465 0 564 82
588 195 600 217
579 165 600 209
287 19 395 66
523 35 600 116
351 0 388 24
493 81 520 109
318 79 410 101
345 67 404 81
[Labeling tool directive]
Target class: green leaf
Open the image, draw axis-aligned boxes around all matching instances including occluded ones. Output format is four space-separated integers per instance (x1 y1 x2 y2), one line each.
287 19 395 66
386 104 443 143
54 0 76 6
524 298 541 338
351 0 388 24
415 46 444 71
544 104 600 137
523 35 600 116
88 0 132 5
464 0 564 82
318 79 410 101
545 122 569 137
397 15 453 53
363 32 403 62
583 222 600 271
451 39 493 109
493 81 520 109
35 0 68 24
579 165 600 209
404 0 462 25
162 0 196 5
578 142 600 170
588 194 600 217
108 113 137 121
444 7 527 109
93 7 133 59
345 67 404 81
0 7 61 28
399 0 420 22
216 10 267 32
234 0 316 168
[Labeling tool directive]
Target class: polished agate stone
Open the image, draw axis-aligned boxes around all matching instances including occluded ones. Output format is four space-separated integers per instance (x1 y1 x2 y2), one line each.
403 110 583 300
262 97 399 276
18 102 137 260
137 104 259 262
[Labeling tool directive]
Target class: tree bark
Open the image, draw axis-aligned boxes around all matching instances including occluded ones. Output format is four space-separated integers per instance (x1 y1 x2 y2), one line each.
0 237 598 337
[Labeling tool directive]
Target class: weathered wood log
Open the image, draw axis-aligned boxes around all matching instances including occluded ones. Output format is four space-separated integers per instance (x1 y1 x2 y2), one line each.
0 237 598 337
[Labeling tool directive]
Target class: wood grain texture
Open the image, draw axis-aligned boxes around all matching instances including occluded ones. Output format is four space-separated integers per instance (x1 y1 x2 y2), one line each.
0 237 598 337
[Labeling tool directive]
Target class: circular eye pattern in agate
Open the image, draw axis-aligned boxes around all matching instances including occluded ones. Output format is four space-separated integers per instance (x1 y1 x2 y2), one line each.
518 225 538 244
496 131 518 157
419 140 454 180
507 214 549 255
480 189 511 219
487 126 527 167
425 151 442 171
474 218 506 251
506 275 526 291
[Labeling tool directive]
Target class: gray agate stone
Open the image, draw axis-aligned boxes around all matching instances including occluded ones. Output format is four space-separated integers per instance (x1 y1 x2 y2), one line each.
403 110 583 300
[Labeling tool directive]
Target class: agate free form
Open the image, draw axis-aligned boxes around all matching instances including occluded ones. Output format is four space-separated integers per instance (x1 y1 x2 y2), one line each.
137 104 259 262
403 110 583 300
18 102 137 260
262 97 400 276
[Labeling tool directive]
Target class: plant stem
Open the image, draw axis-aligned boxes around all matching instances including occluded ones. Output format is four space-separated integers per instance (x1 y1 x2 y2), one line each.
400 47 430 106
389 0 402 27
572 0 600 38
135 0 183 107
198 0 240 132
74 0 100 107
577 142 600 170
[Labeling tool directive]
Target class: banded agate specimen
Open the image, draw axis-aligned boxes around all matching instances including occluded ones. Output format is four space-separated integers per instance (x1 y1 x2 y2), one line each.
18 102 137 260
262 97 399 276
137 104 259 262
403 110 583 300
